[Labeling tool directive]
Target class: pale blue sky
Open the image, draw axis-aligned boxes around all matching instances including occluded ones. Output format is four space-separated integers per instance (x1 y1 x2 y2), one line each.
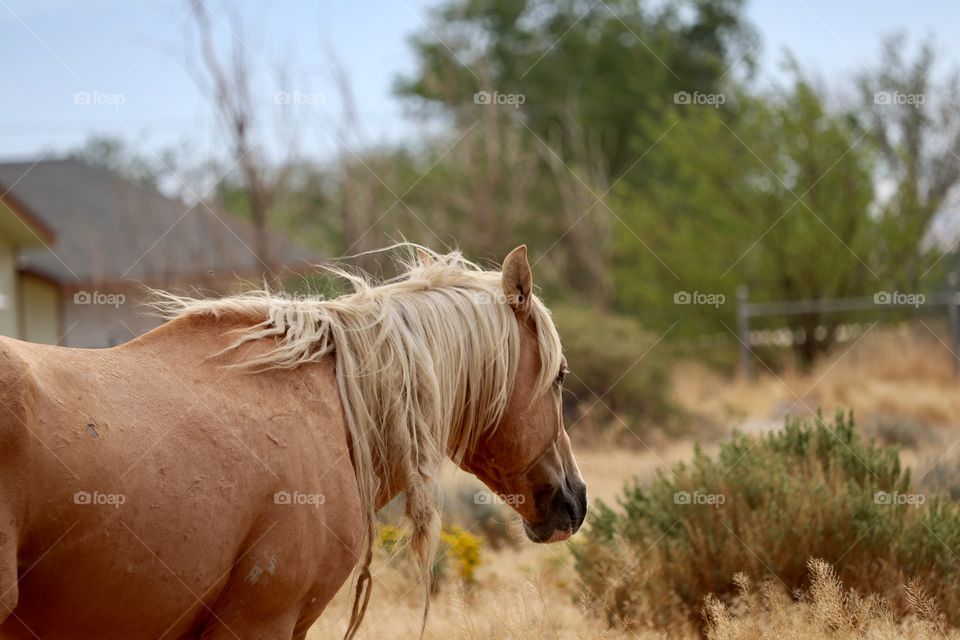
1 0 958 162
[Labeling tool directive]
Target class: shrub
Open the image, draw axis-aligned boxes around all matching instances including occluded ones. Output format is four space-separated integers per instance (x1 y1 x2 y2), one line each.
377 523 483 591
574 412 960 631
920 456 960 500
866 415 921 448
378 523 408 554
440 525 483 583
551 305 673 431
443 484 517 550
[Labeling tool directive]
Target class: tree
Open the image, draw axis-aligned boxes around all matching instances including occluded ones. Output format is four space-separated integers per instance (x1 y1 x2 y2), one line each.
856 35 960 285
614 72 884 366
396 0 756 177
184 0 300 275
392 0 756 308
74 135 200 197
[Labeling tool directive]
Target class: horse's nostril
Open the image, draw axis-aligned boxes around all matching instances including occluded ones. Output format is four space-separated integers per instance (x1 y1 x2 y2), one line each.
568 483 587 529
559 487 586 531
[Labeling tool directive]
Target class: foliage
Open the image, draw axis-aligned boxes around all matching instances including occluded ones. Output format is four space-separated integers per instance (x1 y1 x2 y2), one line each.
613 42 960 367
73 16 960 375
615 76 881 365
378 523 408 555
392 0 758 309
856 35 960 274
443 484 518 550
377 523 484 589
74 135 188 193
440 525 483 583
397 0 756 176
574 412 960 630
551 305 673 429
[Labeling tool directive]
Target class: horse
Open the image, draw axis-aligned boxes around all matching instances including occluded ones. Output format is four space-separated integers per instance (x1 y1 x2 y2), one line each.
0 244 587 639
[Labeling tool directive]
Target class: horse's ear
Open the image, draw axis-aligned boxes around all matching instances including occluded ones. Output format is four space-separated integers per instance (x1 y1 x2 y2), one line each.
415 247 434 266
501 244 532 316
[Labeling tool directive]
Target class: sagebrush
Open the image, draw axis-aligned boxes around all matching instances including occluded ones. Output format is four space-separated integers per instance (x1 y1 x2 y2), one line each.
552 305 673 434
574 412 960 631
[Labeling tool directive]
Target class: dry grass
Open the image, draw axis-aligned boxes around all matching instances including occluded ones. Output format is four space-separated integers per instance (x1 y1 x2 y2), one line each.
309 443 960 639
574 440 702 503
674 323 960 444
308 322 960 639
703 559 958 640
311 449 663 639
310 545 647 640
804 324 959 429
311 545 959 639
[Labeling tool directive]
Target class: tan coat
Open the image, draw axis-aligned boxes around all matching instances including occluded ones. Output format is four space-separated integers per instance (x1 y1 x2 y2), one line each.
0 315 363 639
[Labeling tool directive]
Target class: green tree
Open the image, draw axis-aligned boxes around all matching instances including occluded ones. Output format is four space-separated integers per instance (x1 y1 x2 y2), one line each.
75 135 184 191
396 0 756 179
614 72 884 365
856 35 960 285
394 0 756 308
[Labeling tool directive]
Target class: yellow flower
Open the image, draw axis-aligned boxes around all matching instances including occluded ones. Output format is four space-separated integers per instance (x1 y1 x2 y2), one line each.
440 525 483 583
378 524 408 554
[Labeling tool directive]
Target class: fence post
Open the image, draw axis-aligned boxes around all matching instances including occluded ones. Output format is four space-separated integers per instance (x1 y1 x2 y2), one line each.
949 272 960 377
736 285 752 380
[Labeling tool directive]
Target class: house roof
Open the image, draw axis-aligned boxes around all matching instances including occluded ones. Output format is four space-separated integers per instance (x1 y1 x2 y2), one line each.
0 158 317 286
0 188 55 246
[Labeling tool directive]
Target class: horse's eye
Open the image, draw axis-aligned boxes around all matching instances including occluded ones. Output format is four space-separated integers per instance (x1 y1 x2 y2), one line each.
556 368 567 386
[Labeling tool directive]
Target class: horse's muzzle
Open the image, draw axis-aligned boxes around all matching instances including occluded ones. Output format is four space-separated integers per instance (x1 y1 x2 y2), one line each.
522 474 587 543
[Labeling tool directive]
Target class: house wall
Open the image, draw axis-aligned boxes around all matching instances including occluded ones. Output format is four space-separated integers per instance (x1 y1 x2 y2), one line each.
20 274 60 344
0 241 19 339
60 284 164 348
7 277 242 348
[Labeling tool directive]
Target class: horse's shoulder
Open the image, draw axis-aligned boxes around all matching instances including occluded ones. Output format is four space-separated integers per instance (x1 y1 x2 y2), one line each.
0 337 39 450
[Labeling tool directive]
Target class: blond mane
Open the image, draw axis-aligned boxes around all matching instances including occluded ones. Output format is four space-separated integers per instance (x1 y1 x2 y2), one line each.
154 246 564 638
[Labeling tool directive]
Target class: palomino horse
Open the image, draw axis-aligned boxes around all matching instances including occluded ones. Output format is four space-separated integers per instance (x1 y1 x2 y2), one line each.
0 245 586 639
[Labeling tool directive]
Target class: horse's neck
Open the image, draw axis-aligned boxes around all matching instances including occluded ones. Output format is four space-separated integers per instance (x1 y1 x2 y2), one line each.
135 315 419 513
373 458 407 510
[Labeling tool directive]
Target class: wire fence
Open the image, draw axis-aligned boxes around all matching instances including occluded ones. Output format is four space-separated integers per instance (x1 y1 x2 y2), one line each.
735 273 960 379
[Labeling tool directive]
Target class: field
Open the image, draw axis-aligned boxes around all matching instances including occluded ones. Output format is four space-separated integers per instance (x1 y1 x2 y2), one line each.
312 447 673 640
307 324 960 639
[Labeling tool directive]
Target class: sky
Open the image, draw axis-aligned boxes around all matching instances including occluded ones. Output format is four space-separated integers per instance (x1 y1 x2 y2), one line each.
1 0 959 163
